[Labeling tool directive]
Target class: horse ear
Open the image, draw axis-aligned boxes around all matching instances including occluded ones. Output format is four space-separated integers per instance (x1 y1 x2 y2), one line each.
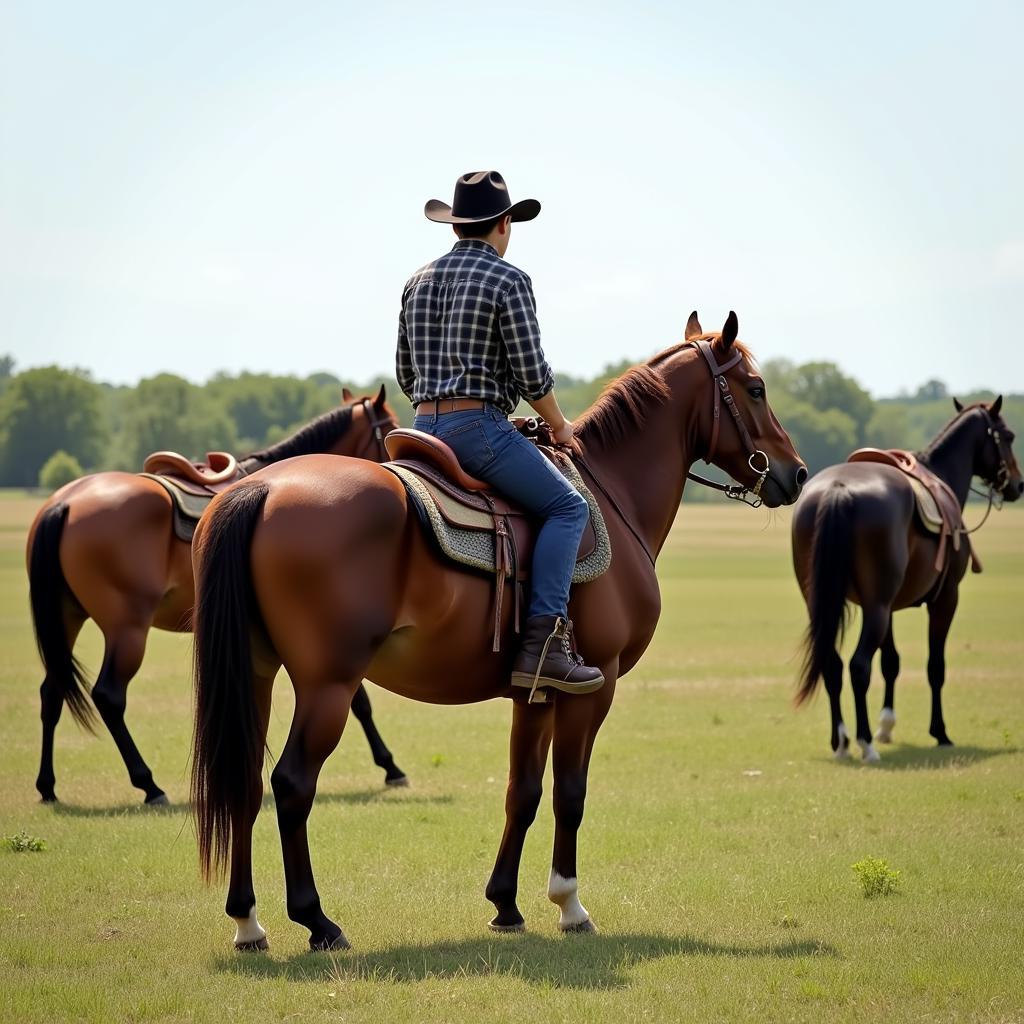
721 311 739 350
684 311 702 340
952 396 964 413
990 394 1003 417
374 383 387 408
342 387 354 402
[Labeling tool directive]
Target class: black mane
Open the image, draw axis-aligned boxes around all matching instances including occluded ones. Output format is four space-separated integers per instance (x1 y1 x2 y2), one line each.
243 405 355 465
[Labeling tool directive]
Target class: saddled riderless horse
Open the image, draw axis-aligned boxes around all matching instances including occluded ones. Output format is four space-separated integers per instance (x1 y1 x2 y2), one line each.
792 397 1022 761
27 387 407 805
190 312 806 952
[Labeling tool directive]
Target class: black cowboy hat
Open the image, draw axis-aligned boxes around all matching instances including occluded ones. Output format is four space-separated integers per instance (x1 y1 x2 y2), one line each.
425 170 540 225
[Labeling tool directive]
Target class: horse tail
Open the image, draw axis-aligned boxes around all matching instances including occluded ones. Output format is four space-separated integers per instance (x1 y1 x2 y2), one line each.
191 481 270 881
796 482 854 706
28 501 96 732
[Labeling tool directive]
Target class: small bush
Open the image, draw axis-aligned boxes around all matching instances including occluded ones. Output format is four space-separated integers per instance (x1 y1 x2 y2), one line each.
39 450 84 492
852 856 901 898
3 831 46 853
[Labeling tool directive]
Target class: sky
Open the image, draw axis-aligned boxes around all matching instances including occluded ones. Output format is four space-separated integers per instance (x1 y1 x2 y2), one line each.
2 0 1022 398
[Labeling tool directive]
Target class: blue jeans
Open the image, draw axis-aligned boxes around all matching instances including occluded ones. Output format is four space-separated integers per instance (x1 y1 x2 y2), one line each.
413 405 590 619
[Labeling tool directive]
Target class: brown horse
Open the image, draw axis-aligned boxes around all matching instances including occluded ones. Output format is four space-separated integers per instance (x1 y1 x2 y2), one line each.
792 398 1022 761
190 312 806 951
26 387 407 805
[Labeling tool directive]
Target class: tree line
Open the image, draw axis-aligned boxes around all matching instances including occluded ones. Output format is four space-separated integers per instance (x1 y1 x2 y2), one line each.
0 352 1018 491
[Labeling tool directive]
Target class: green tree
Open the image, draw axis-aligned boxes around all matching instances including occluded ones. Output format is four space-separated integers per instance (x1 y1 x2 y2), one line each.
120 374 238 469
864 404 913 449
771 396 858 474
39 450 84 491
775 361 874 443
0 367 109 486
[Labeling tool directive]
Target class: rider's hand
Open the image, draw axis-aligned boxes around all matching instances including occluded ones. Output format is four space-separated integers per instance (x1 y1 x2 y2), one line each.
551 419 575 446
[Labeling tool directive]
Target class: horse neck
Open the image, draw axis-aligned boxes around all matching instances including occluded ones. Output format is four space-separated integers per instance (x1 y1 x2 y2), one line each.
579 356 703 560
237 406 356 473
919 413 981 507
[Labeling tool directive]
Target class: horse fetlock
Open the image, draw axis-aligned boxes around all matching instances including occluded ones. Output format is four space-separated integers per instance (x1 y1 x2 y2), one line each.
548 871 591 931
833 722 850 759
858 738 881 763
875 707 896 743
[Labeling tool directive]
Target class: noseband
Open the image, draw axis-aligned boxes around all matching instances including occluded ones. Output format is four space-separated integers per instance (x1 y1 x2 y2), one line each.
684 339 771 508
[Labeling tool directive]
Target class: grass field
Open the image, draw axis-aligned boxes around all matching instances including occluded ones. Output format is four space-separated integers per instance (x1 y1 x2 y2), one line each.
1 492 1022 1023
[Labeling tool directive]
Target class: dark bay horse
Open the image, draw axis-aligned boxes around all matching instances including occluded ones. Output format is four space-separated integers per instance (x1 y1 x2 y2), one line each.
792 398 1021 761
190 312 807 951
26 387 407 805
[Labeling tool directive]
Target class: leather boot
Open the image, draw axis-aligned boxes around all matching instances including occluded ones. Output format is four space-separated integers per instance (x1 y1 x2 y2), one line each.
510 615 604 697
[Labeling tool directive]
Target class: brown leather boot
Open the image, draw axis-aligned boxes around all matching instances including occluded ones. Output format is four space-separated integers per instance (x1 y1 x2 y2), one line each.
510 616 605 697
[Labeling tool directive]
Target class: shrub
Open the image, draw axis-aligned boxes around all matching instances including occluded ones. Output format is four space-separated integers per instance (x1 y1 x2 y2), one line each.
3 831 46 852
39 450 84 492
852 856 901 898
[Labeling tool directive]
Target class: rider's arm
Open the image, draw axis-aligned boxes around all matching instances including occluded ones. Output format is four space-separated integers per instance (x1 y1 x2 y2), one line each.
395 301 415 401
528 391 572 441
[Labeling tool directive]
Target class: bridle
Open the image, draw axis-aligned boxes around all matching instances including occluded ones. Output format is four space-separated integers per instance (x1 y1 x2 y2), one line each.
683 339 772 508
966 408 1015 530
353 398 394 463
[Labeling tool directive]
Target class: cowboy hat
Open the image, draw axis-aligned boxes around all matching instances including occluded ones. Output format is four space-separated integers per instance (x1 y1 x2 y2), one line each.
424 170 540 224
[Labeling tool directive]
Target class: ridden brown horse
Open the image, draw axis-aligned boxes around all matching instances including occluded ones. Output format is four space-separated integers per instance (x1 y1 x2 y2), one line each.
792 398 1022 761
26 387 406 805
190 312 806 951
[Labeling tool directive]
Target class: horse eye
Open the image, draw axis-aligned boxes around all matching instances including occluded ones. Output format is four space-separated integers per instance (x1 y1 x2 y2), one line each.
749 386 765 400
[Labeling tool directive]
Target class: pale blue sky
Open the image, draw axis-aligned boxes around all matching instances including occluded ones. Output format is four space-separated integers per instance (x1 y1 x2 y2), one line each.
2 1 1021 397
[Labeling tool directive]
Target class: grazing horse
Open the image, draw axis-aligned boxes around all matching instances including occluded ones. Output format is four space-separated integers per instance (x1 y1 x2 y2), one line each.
792 398 1022 761
26 387 407 805
190 312 806 951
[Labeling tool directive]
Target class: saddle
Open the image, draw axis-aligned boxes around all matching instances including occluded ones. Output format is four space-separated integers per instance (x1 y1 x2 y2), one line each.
847 448 981 574
382 427 612 653
139 451 248 542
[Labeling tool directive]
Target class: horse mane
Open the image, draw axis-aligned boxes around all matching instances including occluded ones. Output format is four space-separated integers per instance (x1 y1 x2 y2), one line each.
243 404 355 464
576 334 755 448
919 402 988 460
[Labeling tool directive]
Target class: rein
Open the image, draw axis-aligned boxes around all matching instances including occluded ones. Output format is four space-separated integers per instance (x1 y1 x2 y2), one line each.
963 409 1012 533
683 339 771 508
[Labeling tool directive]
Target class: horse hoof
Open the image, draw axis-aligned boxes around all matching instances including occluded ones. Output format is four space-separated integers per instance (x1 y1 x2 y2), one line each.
145 792 169 806
39 793 57 804
936 738 954 747
833 745 850 761
560 918 597 935
385 774 410 788
860 743 881 764
234 937 269 953
309 932 350 952
488 918 526 934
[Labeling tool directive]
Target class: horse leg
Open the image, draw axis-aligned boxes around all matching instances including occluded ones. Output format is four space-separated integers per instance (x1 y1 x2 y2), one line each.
927 585 958 746
36 612 86 803
349 683 408 787
548 676 615 933
875 617 899 743
849 606 889 763
272 682 356 950
91 622 166 804
485 698 555 932
822 649 849 759
227 670 275 951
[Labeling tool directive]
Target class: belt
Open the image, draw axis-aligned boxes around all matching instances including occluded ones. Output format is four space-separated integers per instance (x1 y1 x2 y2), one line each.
416 398 488 416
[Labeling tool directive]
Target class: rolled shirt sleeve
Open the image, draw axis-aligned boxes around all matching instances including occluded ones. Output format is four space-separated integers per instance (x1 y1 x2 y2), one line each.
498 274 554 402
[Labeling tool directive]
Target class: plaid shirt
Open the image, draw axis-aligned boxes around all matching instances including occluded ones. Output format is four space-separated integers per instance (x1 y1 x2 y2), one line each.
396 239 554 415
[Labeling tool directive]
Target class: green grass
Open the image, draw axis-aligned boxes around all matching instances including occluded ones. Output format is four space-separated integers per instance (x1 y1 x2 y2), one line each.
1 494 1022 1023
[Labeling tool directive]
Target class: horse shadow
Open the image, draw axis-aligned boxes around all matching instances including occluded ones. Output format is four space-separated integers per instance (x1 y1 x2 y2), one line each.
836 741 1017 772
215 931 837 991
48 787 453 818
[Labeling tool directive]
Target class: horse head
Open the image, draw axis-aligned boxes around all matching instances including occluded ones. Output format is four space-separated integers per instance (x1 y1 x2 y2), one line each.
954 395 1023 502
335 384 401 461
683 311 807 507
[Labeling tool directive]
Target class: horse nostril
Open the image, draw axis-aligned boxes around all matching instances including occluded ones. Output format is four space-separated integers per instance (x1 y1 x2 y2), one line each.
1017 480 1024 497
795 466 808 488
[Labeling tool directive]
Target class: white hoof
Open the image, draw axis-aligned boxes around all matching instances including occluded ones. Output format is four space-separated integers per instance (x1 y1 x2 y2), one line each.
548 871 591 931
875 707 896 744
833 722 851 759
859 739 881 763
232 909 267 951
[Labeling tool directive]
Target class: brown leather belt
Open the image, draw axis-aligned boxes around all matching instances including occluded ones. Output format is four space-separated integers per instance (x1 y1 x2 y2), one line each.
415 398 487 416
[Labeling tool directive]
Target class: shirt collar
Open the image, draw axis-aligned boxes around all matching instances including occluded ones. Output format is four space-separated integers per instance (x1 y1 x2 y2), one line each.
452 239 499 256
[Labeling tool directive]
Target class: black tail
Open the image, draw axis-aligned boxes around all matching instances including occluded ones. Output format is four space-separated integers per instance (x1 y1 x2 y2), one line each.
796 482 854 705
190 482 271 880
28 502 96 731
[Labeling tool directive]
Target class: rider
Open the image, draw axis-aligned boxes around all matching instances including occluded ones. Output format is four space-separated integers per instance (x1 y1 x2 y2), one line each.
396 170 604 695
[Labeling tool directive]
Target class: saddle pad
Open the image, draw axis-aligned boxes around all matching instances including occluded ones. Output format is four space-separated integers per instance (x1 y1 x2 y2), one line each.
139 473 213 543
907 476 943 534
385 456 612 584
